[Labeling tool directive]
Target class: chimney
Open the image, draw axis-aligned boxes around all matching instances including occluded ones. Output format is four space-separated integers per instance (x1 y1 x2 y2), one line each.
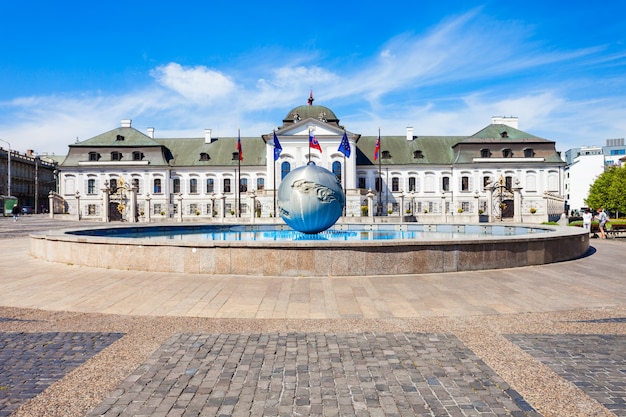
121 119 132 128
406 126 414 141
204 129 212 144
491 116 518 129
147 127 155 138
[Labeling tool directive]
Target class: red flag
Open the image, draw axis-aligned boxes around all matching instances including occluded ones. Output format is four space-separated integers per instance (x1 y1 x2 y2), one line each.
374 134 380 161
309 131 322 152
237 130 243 161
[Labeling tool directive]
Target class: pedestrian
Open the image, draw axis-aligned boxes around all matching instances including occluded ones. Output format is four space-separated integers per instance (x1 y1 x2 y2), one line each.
11 204 20 222
597 207 609 239
582 208 593 231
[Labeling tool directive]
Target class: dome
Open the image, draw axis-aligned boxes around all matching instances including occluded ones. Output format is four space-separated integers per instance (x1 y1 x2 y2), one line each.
283 105 340 126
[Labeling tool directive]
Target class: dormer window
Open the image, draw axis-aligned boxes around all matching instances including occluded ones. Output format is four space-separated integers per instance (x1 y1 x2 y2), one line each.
523 148 535 158
111 151 122 161
199 152 210 161
132 151 144 161
116 135 125 141
232 152 240 161
381 150 391 159
500 131 508 138
88 152 100 161
502 148 513 158
413 150 424 159
480 148 491 158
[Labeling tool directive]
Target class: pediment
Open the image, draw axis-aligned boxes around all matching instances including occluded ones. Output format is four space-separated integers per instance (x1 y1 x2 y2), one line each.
276 117 345 137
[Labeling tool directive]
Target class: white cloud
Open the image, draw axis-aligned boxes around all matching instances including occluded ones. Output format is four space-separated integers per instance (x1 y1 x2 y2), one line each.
150 63 236 103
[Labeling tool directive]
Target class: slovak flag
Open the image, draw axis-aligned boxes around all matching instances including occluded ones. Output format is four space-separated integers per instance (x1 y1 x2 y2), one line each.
374 134 380 161
309 131 322 153
237 130 243 161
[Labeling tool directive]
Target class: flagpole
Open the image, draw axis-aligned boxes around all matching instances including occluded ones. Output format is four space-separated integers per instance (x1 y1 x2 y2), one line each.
308 128 311 164
273 131 277 219
378 127 382 216
343 152 347 216
237 127 241 218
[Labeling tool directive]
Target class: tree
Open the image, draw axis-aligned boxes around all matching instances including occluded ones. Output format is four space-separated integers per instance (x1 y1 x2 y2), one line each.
586 165 626 217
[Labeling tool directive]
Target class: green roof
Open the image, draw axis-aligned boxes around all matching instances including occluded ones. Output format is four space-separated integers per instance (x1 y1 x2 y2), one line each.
356 136 462 166
71 127 162 147
155 137 267 166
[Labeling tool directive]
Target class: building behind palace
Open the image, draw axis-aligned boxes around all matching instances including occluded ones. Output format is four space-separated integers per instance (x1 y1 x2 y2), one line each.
53 101 567 223
0 147 58 214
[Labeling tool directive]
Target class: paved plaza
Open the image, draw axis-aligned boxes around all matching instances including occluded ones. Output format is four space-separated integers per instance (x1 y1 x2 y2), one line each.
1 216 626 416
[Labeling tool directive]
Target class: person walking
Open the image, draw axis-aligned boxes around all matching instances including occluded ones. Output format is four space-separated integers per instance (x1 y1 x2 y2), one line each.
582 208 593 232
11 204 20 222
597 207 609 239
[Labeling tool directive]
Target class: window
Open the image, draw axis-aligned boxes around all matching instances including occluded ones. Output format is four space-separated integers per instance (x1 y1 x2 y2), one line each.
88 152 100 161
392 177 399 192
257 178 265 191
116 135 125 141
523 148 534 158
199 152 210 161
111 152 122 161
461 176 470 191
281 162 291 180
483 176 492 190
87 204 96 215
408 177 416 192
173 178 181 194
240 178 248 192
154 203 162 215
206 178 215 193
87 179 96 194
358 177 366 189
189 178 198 194
189 203 198 215
505 176 513 191
480 149 491 158
381 150 391 159
442 176 450 192
332 161 342 181
153 178 162 194
132 178 140 194
413 150 423 159
224 178 231 193
502 148 513 158
232 152 239 161
375 177 382 192
132 151 144 161
109 179 118 193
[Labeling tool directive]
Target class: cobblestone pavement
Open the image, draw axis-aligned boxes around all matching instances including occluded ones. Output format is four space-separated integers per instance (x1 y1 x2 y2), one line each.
88 332 538 417
0 331 124 417
507 334 626 417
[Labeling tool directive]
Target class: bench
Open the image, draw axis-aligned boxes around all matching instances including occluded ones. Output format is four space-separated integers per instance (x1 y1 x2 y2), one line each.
605 223 626 239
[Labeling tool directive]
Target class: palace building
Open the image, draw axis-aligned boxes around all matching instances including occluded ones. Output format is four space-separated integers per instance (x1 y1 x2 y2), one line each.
56 101 566 223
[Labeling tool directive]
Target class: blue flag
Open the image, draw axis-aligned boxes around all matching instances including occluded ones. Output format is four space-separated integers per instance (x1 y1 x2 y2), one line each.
338 131 351 158
273 131 282 161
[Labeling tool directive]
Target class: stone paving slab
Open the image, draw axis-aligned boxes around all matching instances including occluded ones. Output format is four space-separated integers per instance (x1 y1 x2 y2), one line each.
0 332 124 417
507 334 626 417
88 332 540 417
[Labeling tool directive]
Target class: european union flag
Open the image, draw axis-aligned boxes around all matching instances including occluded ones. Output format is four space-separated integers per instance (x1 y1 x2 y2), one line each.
273 131 282 161
338 131 351 158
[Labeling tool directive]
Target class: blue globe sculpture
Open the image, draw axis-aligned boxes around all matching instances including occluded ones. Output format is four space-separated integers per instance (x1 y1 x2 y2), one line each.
277 164 345 234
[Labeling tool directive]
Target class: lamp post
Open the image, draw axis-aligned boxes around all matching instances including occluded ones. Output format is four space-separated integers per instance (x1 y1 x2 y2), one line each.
0 139 11 197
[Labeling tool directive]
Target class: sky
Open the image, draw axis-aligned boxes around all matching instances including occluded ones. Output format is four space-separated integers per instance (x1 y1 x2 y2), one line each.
1 0 625 156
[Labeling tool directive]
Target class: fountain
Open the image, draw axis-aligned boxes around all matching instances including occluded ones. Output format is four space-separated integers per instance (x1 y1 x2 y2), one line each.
29 166 589 277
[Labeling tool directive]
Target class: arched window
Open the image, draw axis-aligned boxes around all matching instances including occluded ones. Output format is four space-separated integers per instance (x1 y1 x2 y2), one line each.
408 177 416 192
173 178 181 194
257 178 265 190
153 178 162 194
392 177 399 192
442 176 450 191
189 178 198 194
281 162 291 180
332 161 342 181
206 178 215 193
223 178 231 193
87 179 96 194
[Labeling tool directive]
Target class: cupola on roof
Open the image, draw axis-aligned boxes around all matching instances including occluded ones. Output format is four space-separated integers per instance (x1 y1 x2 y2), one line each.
282 92 340 127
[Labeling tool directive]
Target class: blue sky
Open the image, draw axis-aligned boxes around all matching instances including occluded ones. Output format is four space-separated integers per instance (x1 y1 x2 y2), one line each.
1 1 625 156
